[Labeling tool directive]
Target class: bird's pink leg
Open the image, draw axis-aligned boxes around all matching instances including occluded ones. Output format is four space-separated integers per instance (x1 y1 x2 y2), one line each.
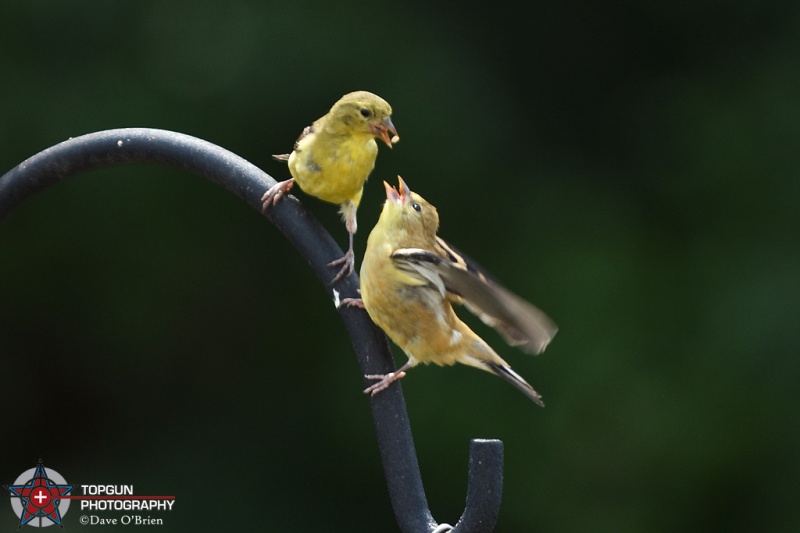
328 204 357 282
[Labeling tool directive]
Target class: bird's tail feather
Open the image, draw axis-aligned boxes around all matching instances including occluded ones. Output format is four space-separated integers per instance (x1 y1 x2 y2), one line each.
459 338 545 406
482 361 545 407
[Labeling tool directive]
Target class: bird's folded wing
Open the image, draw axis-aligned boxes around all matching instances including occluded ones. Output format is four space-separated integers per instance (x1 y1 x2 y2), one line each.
273 125 316 161
391 242 557 355
294 125 314 148
391 248 448 297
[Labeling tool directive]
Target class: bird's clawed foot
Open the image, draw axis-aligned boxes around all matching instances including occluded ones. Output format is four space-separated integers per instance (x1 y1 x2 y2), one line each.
340 297 364 309
327 248 355 283
363 370 407 396
260 179 295 212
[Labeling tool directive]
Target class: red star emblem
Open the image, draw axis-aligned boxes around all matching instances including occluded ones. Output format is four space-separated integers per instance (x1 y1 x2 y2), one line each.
6 461 73 528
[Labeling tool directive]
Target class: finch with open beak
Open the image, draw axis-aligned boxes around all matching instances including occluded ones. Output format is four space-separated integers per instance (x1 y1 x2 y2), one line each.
345 177 557 405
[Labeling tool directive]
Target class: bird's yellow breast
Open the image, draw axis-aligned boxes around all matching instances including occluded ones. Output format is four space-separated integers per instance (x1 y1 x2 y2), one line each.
288 133 378 206
360 243 471 367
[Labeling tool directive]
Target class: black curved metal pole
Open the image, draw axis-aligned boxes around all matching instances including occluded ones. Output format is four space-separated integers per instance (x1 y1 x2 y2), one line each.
451 439 504 532
0 128 503 532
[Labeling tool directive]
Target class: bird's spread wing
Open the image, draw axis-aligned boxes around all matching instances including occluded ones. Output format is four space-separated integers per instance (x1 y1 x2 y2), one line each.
391 240 557 355
273 125 315 161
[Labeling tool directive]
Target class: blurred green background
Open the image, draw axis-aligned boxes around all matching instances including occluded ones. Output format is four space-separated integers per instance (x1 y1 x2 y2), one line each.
2 1 799 531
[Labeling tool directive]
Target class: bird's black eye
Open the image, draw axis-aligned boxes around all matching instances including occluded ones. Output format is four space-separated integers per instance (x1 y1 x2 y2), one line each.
412 203 421 212
360 108 371 118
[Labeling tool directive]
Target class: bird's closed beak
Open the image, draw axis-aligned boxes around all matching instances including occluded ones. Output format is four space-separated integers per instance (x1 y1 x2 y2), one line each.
384 176 410 205
374 117 399 148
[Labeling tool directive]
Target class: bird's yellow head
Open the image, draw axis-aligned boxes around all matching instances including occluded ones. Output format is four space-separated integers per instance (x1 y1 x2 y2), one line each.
375 176 439 247
328 91 399 148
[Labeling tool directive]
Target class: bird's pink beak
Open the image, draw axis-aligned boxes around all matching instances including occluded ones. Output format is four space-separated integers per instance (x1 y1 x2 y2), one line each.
373 117 399 148
384 176 410 205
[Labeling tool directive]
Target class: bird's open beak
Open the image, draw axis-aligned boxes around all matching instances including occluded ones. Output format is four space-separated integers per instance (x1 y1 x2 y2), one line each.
384 176 410 205
397 175 410 199
374 117 399 148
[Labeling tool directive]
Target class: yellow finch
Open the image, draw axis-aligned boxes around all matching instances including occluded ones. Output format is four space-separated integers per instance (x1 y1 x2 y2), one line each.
347 177 557 406
262 91 399 282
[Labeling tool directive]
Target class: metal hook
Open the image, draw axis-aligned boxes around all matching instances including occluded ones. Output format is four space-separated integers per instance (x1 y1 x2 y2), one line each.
0 128 505 532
